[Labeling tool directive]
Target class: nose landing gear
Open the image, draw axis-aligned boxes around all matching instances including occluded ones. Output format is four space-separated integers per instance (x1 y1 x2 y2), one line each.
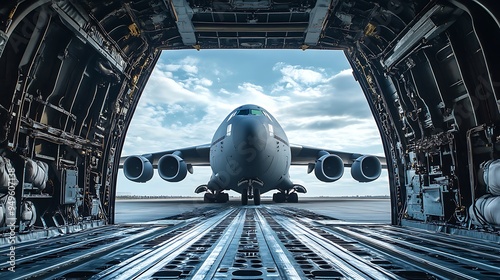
239 179 263 206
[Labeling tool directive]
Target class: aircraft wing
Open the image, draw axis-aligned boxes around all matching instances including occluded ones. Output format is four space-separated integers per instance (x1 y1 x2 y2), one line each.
119 144 211 168
290 144 387 167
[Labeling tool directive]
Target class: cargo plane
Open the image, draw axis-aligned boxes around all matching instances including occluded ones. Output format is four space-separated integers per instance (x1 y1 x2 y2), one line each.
121 104 385 205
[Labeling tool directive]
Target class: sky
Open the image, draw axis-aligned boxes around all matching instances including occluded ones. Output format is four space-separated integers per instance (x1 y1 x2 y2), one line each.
117 49 389 197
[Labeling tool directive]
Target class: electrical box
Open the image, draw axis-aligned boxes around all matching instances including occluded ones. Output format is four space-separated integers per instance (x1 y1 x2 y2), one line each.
423 185 444 217
61 169 78 204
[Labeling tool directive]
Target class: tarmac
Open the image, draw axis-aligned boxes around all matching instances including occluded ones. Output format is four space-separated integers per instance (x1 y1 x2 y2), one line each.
115 197 391 224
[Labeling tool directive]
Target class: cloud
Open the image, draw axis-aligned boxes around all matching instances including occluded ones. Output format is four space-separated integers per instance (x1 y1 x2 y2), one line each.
284 116 364 131
157 56 199 75
272 63 328 97
274 63 326 85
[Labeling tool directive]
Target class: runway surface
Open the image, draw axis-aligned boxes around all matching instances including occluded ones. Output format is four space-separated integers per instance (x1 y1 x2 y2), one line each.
114 197 391 224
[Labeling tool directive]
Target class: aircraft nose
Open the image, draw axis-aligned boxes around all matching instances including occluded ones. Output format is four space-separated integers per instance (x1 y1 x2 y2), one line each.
232 117 268 152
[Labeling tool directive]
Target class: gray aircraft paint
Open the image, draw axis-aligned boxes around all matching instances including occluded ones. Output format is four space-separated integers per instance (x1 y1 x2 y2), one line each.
208 104 292 194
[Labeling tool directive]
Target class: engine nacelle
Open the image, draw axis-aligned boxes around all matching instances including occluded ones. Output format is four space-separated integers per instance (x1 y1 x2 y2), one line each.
314 154 344 182
123 156 154 182
158 154 188 182
351 155 382 182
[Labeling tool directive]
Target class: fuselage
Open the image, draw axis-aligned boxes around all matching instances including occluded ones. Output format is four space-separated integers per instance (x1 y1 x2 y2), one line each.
207 105 293 194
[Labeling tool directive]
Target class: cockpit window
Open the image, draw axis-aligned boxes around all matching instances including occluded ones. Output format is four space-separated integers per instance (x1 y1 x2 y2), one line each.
251 109 264 115
236 109 263 116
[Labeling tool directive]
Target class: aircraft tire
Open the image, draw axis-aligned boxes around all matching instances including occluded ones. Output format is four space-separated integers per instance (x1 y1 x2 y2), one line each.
216 192 229 203
273 192 286 203
254 189 261 206
204 193 215 203
287 192 298 203
241 189 248 205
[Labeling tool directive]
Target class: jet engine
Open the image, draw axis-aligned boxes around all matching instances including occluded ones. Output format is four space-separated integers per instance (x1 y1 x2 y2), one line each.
123 156 154 182
351 155 382 182
314 154 344 182
158 154 188 182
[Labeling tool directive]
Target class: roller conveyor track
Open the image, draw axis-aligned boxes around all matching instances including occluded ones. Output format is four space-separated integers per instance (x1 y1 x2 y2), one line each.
2 206 500 279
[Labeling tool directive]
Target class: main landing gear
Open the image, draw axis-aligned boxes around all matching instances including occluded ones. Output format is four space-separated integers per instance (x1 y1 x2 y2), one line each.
273 185 306 203
239 179 262 206
195 185 229 203
204 192 229 203
272 191 297 203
